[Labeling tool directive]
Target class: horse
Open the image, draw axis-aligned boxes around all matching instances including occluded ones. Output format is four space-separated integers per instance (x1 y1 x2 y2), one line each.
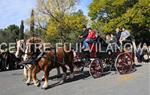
15 37 43 83
15 39 29 81
31 47 74 89
22 37 43 84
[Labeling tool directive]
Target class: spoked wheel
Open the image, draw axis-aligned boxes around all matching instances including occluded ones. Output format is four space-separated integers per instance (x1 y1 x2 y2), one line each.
89 59 103 78
115 53 133 74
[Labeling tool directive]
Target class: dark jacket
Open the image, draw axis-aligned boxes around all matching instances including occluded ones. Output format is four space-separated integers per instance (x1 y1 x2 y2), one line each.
116 31 122 45
80 29 88 42
116 31 121 41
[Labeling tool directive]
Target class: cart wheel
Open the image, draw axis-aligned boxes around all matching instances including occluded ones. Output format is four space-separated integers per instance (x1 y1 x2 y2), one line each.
89 59 103 78
115 53 133 74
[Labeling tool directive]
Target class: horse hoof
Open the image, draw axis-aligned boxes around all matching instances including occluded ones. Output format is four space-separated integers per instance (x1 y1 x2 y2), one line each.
37 82 41 87
41 87 48 90
41 78 45 81
34 82 41 87
26 83 31 86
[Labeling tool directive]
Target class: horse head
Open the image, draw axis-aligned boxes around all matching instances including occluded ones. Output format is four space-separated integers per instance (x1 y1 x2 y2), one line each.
15 40 26 58
23 37 43 61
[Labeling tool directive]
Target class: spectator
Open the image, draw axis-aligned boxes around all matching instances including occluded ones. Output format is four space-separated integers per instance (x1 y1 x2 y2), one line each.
106 33 116 43
136 43 142 62
119 27 131 44
115 28 122 45
141 43 149 62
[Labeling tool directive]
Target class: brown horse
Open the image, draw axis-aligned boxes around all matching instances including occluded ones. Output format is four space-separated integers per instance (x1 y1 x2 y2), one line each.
31 47 74 89
16 37 43 84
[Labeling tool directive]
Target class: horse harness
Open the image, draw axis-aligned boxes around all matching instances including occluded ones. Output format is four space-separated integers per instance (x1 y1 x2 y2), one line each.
40 48 66 65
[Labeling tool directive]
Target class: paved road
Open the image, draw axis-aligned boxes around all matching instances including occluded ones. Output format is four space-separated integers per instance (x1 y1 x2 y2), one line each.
0 63 150 95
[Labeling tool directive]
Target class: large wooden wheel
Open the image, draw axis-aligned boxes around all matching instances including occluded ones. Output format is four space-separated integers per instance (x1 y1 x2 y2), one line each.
89 59 103 78
115 52 133 74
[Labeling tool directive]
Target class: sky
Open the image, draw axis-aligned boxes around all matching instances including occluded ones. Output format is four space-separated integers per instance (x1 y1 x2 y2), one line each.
0 0 92 29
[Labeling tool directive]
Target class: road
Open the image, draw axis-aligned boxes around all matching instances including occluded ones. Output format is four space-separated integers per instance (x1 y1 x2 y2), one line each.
0 63 150 95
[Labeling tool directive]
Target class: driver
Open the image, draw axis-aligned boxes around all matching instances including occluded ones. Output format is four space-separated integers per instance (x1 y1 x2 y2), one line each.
79 25 89 44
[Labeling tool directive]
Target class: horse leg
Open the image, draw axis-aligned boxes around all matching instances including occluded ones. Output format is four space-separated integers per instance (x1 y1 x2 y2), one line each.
42 66 50 89
60 65 67 82
23 66 28 81
25 64 32 85
42 67 61 81
32 65 41 87
56 67 61 78
68 63 74 79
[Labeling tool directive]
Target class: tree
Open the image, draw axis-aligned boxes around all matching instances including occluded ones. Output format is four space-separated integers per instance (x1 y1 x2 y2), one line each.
88 0 150 36
46 10 87 42
19 20 24 40
0 25 20 43
30 9 35 37
34 0 87 42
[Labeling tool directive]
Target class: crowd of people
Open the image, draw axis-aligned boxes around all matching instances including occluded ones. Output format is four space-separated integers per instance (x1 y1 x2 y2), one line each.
136 43 150 62
78 25 150 62
0 50 22 71
79 25 132 50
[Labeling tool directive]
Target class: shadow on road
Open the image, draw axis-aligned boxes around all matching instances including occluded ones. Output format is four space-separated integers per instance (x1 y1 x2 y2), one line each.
43 64 143 90
135 64 142 68
45 71 91 89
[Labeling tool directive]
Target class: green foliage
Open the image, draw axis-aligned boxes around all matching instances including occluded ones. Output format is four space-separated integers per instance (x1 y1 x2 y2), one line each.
35 0 87 43
46 10 87 43
88 0 150 41
0 25 20 43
